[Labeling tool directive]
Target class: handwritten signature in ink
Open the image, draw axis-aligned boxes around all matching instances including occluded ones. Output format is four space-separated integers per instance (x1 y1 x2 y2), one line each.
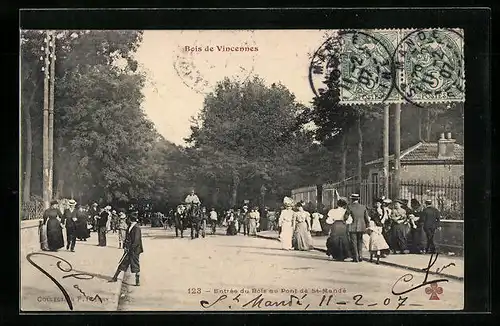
201 293 309 309
392 253 452 297
26 252 101 310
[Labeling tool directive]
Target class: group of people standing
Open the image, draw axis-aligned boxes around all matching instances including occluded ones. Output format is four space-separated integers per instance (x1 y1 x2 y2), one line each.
224 206 261 236
39 199 144 286
322 194 442 264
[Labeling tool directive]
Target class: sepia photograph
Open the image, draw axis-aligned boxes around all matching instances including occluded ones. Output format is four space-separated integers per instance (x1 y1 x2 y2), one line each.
20 26 467 312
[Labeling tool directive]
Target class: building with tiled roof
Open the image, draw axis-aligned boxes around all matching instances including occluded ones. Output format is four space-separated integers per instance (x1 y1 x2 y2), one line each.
365 132 464 184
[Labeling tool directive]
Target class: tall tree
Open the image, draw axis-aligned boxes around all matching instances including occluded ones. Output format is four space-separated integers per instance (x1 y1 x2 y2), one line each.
186 77 309 208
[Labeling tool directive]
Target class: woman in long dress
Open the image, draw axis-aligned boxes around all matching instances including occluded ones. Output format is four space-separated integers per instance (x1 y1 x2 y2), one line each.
42 200 64 252
369 198 391 257
292 202 313 251
278 197 294 250
325 197 351 261
390 200 409 254
310 210 323 236
76 204 90 241
226 210 238 235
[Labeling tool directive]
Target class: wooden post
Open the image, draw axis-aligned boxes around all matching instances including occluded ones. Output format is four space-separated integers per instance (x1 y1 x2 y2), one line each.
383 104 390 198
42 31 50 209
48 31 56 202
393 103 401 199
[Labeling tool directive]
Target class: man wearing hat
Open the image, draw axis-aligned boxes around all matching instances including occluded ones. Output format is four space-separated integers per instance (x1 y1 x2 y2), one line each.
241 205 250 236
97 205 111 246
420 199 441 254
89 203 99 232
110 211 144 286
344 194 370 262
63 200 78 252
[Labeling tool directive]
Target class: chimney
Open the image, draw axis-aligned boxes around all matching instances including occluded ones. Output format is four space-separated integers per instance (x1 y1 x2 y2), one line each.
438 132 456 158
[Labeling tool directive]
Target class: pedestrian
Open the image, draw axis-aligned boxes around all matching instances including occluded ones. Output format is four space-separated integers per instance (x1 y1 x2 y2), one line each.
325 197 351 261
278 197 294 250
117 209 128 249
369 198 391 257
97 205 111 246
292 202 313 251
421 199 441 254
42 200 65 252
310 208 323 236
76 204 90 241
236 209 244 234
109 212 144 286
226 210 237 235
209 208 218 235
65 201 78 252
390 200 409 254
409 198 425 254
111 210 118 233
267 209 277 232
62 199 77 228
366 220 389 264
89 203 99 232
242 205 250 236
248 207 260 236
381 198 393 252
344 193 370 263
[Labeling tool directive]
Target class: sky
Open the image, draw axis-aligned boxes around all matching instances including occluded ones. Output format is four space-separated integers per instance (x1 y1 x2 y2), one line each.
134 30 328 145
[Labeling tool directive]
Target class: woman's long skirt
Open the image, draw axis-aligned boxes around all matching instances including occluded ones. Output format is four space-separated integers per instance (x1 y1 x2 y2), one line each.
391 223 408 252
226 221 237 235
293 222 312 251
76 219 90 240
280 223 293 250
311 217 322 232
40 223 49 251
410 226 425 253
46 218 64 251
98 226 107 246
326 221 351 260
248 219 257 236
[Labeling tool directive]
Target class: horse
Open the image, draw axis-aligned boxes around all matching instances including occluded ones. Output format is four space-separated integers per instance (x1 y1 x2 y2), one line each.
186 204 206 239
173 206 187 238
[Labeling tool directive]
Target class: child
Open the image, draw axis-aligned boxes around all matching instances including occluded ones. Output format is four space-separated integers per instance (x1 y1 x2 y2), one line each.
367 220 389 265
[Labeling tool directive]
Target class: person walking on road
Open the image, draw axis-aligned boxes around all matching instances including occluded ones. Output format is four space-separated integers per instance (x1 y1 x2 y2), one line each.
65 203 78 252
209 208 218 235
248 207 260 236
97 205 111 246
117 209 128 249
279 197 294 250
344 194 370 262
241 205 250 235
89 203 99 232
310 209 323 236
76 204 90 241
390 200 409 254
421 199 441 254
42 200 65 252
325 197 351 261
292 202 313 251
110 212 144 286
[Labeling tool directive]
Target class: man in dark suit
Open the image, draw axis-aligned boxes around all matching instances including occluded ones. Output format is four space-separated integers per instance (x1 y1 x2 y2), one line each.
109 212 144 286
421 199 441 254
344 194 370 262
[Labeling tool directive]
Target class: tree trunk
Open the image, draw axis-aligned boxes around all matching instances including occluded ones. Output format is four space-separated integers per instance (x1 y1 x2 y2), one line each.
340 133 347 181
357 115 363 188
22 103 32 203
231 173 239 208
54 136 64 199
417 106 422 141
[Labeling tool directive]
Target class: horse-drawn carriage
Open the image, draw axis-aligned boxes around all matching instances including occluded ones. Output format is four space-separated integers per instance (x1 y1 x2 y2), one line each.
173 203 206 239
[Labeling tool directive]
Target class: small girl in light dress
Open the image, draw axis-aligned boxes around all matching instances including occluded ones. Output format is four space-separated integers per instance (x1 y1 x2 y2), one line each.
366 220 389 264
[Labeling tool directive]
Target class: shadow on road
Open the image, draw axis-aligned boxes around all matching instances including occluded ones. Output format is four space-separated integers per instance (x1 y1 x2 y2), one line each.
221 244 283 251
246 250 331 262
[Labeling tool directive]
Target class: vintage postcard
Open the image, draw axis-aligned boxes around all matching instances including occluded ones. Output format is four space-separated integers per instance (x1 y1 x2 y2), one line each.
20 27 467 312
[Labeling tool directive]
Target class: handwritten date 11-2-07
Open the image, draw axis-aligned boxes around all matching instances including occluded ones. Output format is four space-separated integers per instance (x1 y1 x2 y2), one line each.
199 292 417 310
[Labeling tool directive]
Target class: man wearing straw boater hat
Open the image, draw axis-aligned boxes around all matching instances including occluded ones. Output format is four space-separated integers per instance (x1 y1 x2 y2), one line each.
64 199 78 252
344 193 370 262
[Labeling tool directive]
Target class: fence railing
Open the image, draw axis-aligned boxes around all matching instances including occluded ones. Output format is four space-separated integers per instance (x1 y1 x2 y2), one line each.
292 178 464 220
21 200 45 220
